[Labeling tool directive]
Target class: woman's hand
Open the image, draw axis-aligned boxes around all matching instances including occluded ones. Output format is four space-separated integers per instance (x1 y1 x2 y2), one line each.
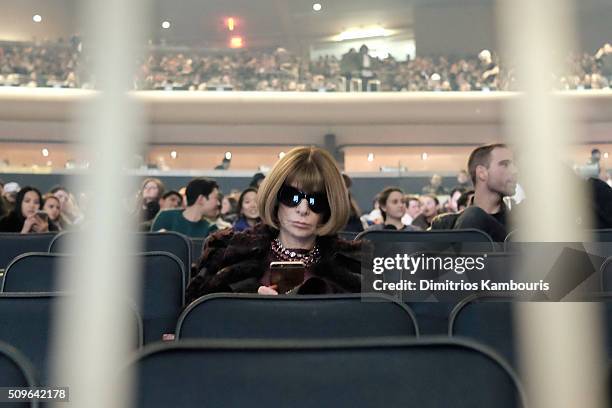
31 214 49 233
257 285 278 295
21 214 38 234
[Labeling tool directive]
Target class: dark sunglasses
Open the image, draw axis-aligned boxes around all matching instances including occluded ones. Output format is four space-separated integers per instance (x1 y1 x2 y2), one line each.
277 185 330 214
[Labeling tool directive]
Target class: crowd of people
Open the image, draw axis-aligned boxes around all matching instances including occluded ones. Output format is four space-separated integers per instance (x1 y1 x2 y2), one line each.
1 38 611 91
1 144 611 296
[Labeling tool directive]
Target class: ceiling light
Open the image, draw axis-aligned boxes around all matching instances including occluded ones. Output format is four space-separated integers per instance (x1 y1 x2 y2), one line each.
161 21 171 29
41 148 49 157
313 3 322 11
278 152 286 159
367 153 374 162
604 152 609 159
421 152 428 160
335 26 390 42
170 150 177 159
32 14 42 23
225 151 232 160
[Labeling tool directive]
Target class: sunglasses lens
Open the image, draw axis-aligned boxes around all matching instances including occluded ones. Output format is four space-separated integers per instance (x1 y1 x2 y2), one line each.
278 185 329 214
308 193 329 214
278 186 299 207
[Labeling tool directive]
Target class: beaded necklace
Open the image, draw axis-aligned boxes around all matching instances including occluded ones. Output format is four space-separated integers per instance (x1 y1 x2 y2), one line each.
271 238 321 268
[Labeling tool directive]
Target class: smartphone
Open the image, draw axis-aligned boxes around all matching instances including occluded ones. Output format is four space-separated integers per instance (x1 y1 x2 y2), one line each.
269 261 306 294
35 211 49 222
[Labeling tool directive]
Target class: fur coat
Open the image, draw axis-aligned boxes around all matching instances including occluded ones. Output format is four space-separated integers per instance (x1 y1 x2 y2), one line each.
186 223 362 304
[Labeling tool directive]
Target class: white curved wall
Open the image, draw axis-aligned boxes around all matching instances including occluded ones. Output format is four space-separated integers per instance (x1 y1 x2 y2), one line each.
0 89 611 147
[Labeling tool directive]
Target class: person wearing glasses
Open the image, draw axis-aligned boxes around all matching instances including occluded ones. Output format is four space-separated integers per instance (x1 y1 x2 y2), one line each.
186 146 362 302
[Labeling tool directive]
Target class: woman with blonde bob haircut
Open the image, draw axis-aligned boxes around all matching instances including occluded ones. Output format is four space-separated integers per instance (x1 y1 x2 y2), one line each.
186 146 361 301
257 147 350 237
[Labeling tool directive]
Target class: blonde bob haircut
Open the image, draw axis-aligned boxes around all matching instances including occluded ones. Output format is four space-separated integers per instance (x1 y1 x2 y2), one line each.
257 146 350 236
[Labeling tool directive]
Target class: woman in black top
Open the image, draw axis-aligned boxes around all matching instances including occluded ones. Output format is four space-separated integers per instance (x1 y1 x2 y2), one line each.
0 186 55 233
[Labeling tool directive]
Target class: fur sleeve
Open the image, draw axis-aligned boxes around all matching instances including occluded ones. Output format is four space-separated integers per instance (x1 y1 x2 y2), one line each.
185 228 234 304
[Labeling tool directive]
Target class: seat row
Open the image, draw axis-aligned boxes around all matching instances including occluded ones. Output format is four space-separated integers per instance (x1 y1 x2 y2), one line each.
2 292 612 386
2 228 612 275
0 293 527 408
1 335 526 408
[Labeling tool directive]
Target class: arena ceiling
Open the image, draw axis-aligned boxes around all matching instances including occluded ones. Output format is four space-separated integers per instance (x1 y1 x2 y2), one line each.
150 0 415 47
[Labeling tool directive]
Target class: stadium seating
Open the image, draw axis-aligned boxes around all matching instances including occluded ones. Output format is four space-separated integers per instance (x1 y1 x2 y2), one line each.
177 293 419 339
404 252 513 334
2 252 184 344
0 232 56 276
506 229 612 253
0 340 38 407
356 228 496 252
49 231 190 283
129 337 526 408
449 292 612 367
0 293 142 384
449 293 516 367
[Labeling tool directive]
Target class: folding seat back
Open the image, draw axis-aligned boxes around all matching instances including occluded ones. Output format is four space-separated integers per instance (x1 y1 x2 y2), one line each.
356 229 496 253
49 231 190 282
449 293 516 367
3 252 183 344
177 294 419 340
0 340 38 408
0 232 56 274
130 338 526 408
0 293 142 384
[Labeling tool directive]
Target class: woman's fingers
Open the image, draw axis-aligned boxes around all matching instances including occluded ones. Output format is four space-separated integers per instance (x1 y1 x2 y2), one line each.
257 285 279 295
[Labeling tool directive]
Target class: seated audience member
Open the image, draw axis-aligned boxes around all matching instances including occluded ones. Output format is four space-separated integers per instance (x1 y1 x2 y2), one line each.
50 186 84 226
445 187 466 213
42 193 65 231
431 144 517 241
2 182 20 211
159 190 183 210
401 195 421 225
0 179 7 218
140 190 184 231
588 177 612 228
368 187 418 231
411 194 439 230
362 195 383 225
341 174 366 233
207 193 232 230
151 177 219 238
457 189 474 212
0 186 56 233
422 174 448 195
220 194 238 224
233 187 260 232
429 187 479 230
136 178 165 222
185 146 361 301
455 169 472 190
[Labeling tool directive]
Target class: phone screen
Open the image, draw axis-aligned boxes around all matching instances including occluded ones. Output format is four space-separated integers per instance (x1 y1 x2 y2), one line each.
36 211 49 222
269 261 306 294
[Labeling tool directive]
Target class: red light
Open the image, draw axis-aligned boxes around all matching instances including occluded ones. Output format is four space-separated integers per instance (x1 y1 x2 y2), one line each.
229 36 244 48
226 17 235 31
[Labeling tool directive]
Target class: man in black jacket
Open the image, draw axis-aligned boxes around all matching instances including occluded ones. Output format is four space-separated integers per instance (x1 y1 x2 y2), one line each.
431 144 517 241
